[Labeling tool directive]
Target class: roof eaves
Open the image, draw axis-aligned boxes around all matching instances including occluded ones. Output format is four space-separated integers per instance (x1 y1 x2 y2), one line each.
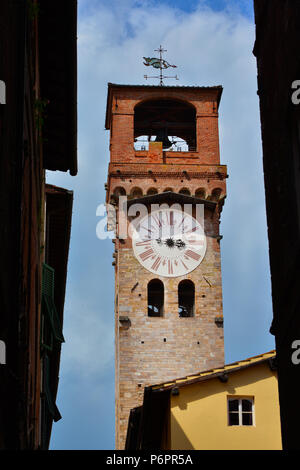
151 350 276 391
107 82 223 90
40 0 78 175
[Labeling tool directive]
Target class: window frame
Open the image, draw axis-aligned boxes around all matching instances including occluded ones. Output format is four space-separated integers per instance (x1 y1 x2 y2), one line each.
227 396 255 427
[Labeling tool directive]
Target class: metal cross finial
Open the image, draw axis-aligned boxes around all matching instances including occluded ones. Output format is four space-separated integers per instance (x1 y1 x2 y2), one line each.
154 45 167 86
143 45 179 86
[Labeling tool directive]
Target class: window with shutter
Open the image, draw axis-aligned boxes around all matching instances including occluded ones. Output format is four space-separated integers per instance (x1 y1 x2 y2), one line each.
41 263 65 351
43 354 62 422
40 353 62 449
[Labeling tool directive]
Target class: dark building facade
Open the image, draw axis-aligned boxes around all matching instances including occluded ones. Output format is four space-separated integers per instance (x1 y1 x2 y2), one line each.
253 0 300 450
0 0 77 449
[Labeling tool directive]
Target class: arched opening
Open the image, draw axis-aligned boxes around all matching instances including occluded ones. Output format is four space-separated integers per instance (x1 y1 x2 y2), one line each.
178 280 195 317
130 187 143 199
134 98 196 152
113 186 126 197
147 187 158 196
195 188 206 199
179 188 191 196
148 279 164 317
211 188 222 201
110 186 126 204
163 187 173 193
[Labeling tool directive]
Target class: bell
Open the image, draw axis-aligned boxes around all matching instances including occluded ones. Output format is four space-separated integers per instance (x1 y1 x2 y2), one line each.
154 128 172 150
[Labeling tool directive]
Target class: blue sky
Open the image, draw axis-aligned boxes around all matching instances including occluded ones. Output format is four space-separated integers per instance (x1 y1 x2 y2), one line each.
47 0 274 450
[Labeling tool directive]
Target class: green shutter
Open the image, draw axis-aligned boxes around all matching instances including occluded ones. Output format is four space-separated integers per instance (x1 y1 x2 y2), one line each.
42 263 55 298
43 354 62 422
40 301 54 352
41 263 65 347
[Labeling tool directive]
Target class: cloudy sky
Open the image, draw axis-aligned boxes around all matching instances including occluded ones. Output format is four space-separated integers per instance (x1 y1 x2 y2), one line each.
47 0 274 450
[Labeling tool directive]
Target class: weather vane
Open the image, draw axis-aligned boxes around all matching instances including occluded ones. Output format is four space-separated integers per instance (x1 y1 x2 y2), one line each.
143 45 179 86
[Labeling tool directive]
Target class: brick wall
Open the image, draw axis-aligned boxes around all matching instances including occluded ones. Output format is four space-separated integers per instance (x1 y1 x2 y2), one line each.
106 84 227 449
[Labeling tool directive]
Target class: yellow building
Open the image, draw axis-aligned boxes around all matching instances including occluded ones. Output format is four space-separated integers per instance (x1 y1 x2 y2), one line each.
126 351 282 450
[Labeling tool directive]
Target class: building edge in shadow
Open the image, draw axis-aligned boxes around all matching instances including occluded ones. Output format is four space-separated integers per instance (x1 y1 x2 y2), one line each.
253 0 300 450
0 0 77 449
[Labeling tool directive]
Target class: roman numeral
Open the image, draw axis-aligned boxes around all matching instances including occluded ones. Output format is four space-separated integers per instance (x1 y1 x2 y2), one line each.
170 211 174 225
185 226 200 234
135 240 152 247
152 214 162 227
178 216 186 228
168 259 173 275
185 249 201 261
188 239 204 246
151 256 162 271
141 225 153 234
140 248 154 261
181 260 188 270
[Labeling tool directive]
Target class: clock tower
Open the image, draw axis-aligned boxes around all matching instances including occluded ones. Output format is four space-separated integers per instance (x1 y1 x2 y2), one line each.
105 83 227 449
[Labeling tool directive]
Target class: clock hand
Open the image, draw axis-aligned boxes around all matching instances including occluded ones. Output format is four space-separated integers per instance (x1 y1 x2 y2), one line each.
156 237 186 249
175 239 186 249
155 237 175 248
164 238 175 248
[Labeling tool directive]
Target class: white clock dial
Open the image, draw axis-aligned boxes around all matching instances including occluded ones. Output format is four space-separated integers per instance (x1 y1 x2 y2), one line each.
132 208 206 277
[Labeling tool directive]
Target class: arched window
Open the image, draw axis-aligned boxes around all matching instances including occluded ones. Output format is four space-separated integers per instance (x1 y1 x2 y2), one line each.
134 99 196 151
130 187 143 199
148 279 164 317
114 186 126 197
179 188 191 196
178 280 195 317
110 186 126 204
195 188 206 199
211 188 222 201
147 187 158 196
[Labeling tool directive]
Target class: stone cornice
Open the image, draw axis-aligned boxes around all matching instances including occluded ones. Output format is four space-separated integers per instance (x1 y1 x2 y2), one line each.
108 170 228 180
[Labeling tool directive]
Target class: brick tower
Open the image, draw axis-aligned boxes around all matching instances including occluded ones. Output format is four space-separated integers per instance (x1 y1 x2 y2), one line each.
105 83 227 449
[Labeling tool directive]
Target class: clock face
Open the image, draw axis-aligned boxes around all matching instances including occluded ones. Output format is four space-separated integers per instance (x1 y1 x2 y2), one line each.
131 208 206 277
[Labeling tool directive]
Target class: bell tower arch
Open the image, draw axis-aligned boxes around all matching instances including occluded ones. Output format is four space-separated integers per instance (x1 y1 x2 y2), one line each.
134 98 197 152
105 83 227 449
